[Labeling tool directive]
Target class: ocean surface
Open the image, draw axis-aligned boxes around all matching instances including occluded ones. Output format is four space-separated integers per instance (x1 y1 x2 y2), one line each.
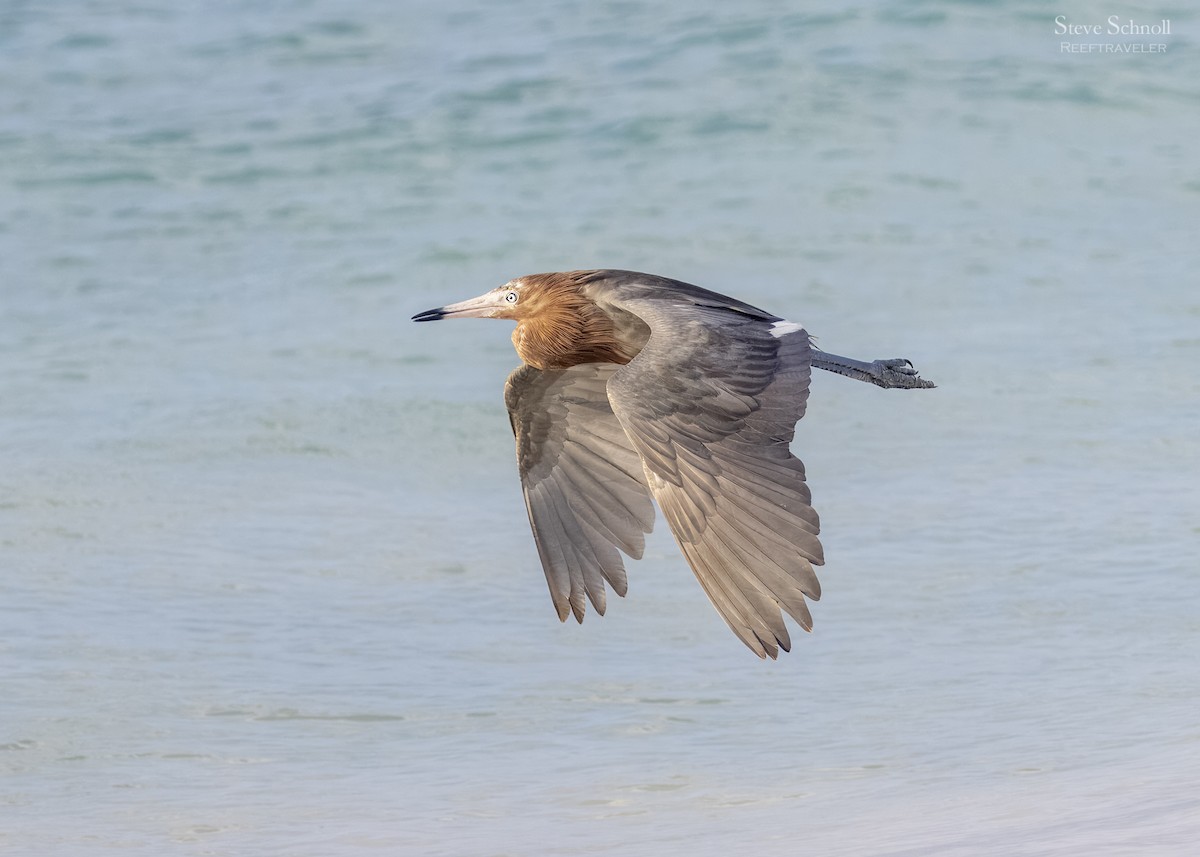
3 1 1199 854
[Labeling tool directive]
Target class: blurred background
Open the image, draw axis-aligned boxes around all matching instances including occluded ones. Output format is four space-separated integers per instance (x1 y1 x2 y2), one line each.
2 1 1198 854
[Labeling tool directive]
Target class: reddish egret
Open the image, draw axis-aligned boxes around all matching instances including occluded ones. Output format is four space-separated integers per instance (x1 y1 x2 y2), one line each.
413 269 933 658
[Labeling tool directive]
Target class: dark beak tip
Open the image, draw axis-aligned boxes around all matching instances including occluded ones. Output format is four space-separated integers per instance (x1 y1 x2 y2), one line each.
411 308 445 323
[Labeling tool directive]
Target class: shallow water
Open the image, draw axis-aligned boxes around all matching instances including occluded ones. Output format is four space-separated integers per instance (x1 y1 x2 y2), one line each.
3 1 1199 854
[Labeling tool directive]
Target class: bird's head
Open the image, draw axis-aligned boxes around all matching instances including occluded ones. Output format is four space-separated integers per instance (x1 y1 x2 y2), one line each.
413 272 630 370
412 278 534 323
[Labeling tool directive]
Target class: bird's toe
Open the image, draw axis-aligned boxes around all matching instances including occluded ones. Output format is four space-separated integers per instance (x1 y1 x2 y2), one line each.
872 358 936 389
878 358 917 375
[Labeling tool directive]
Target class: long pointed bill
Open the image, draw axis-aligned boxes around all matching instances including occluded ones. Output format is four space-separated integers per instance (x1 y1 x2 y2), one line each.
411 307 447 322
411 290 507 322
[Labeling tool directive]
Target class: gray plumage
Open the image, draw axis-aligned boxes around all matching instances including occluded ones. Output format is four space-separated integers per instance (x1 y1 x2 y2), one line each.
414 269 933 658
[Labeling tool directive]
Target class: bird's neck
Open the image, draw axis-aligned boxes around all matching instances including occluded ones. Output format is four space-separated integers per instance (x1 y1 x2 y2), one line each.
512 295 634 371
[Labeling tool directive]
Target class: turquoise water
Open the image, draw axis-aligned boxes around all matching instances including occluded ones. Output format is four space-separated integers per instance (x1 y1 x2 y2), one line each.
3 1 1199 854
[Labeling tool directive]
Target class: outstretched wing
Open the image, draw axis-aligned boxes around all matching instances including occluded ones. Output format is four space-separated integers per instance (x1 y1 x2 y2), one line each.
504 363 656 623
602 295 823 659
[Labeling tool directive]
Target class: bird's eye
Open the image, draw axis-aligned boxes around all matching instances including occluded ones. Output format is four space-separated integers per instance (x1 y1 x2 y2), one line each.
505 291 518 303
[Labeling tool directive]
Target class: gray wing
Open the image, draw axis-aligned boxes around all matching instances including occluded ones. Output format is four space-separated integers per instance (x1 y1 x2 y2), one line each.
603 297 823 659
504 363 656 623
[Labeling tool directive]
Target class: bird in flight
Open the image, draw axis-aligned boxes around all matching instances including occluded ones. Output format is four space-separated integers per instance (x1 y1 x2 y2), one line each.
413 270 933 658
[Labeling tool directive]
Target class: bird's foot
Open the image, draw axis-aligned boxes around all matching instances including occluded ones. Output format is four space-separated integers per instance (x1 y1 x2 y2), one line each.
870 358 937 389
811 350 937 389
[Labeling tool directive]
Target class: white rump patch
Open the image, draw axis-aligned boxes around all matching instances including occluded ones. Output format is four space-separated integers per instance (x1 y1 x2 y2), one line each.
769 319 805 338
